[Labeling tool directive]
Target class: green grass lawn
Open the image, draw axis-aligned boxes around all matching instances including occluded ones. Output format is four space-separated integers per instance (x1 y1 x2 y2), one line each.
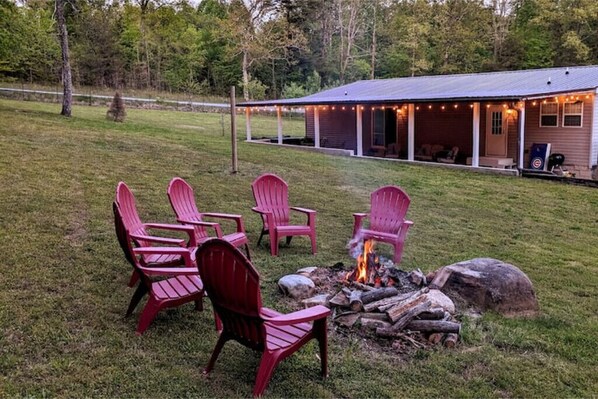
0 98 597 398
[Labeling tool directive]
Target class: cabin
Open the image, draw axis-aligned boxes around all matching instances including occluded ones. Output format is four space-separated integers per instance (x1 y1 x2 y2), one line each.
239 65 598 179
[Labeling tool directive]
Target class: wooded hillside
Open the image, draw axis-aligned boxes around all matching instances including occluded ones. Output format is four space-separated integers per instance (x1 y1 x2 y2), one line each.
2 0 597 100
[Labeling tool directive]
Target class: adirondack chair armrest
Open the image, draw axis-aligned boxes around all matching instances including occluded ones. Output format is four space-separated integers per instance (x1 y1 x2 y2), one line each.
130 233 186 247
177 219 223 238
290 206 316 214
252 207 275 227
352 213 369 237
133 246 195 266
201 212 245 233
138 266 199 277
291 207 316 226
261 305 330 326
143 223 198 247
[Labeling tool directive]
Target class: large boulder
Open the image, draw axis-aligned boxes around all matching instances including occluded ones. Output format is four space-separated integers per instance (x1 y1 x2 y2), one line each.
430 258 539 317
278 274 315 299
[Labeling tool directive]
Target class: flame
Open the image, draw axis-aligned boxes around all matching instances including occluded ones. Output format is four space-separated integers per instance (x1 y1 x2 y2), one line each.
347 240 376 283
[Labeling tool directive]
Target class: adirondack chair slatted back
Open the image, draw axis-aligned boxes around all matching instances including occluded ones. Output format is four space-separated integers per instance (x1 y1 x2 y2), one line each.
252 174 290 228
369 186 411 234
167 177 209 240
113 202 149 286
115 182 151 247
196 240 265 350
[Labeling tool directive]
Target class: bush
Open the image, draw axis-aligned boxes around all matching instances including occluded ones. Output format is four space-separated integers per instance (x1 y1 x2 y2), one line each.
106 92 126 122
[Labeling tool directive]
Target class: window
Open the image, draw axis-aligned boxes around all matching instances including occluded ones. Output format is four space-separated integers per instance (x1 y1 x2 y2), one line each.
372 109 385 147
490 111 503 135
563 101 583 127
540 101 558 127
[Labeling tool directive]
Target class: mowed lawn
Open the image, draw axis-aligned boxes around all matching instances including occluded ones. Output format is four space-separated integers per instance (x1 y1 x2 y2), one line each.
0 98 597 398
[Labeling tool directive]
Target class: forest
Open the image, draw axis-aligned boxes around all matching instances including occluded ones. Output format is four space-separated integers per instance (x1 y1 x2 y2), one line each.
1 0 598 100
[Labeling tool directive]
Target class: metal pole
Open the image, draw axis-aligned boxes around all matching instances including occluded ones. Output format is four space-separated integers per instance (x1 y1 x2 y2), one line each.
230 86 238 173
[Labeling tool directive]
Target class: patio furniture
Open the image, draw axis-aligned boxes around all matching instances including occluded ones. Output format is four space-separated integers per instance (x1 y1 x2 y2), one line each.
115 181 198 287
113 202 203 335
195 239 330 397
352 185 413 264
415 144 444 161
437 146 460 164
167 177 250 259
251 173 317 256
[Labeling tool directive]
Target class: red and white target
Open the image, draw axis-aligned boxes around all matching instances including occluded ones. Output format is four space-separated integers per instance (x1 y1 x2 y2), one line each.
531 157 543 169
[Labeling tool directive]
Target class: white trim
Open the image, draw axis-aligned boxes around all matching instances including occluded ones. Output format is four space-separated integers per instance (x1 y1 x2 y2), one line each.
562 101 584 128
591 89 598 167
518 104 526 169
472 102 480 167
245 107 252 141
277 106 283 144
408 104 415 161
356 105 363 156
539 101 559 127
314 107 320 148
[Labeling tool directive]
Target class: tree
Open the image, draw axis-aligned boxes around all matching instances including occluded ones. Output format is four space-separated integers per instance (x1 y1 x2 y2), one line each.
55 0 73 117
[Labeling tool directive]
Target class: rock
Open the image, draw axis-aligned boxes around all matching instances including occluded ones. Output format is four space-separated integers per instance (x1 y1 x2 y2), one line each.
296 266 318 276
335 313 360 328
278 274 315 299
431 258 539 317
422 289 455 314
301 294 330 308
408 269 427 286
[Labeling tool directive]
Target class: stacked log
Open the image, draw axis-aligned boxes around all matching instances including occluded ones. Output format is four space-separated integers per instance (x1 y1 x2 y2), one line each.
331 286 460 348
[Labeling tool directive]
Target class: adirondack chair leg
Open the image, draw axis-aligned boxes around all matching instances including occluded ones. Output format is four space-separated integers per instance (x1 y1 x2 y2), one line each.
126 283 148 317
204 333 228 374
136 296 162 335
257 229 267 247
244 244 251 260
253 353 279 397
393 242 405 264
213 312 223 332
285 236 292 246
128 271 140 287
270 229 279 256
309 231 317 255
194 298 203 311
314 318 328 377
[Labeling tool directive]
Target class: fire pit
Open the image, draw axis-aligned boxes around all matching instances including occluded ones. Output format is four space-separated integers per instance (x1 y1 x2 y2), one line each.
287 240 462 353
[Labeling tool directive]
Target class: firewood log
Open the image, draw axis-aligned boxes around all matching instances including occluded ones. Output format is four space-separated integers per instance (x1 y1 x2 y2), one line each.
417 308 446 320
389 300 432 331
364 289 423 313
349 290 363 311
360 318 391 330
329 290 349 307
405 320 461 334
351 281 376 292
360 287 399 305
428 333 444 344
443 333 459 348
386 295 429 323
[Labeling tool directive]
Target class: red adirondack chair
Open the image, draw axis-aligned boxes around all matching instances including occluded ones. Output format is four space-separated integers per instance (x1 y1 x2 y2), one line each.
251 173 317 256
352 185 414 264
195 239 330 397
113 202 204 335
115 181 198 287
167 177 250 259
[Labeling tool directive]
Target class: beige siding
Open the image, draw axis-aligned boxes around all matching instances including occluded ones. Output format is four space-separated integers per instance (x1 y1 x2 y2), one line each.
524 97 593 168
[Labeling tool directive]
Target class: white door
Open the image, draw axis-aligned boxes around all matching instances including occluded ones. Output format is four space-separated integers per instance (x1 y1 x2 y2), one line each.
485 106 508 157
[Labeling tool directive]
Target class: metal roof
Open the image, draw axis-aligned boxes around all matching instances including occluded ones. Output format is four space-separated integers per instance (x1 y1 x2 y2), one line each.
239 65 598 107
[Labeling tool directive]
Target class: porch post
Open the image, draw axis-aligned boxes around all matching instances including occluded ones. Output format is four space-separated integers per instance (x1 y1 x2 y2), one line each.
472 102 480 167
356 105 363 156
277 106 283 144
245 107 252 141
314 106 320 148
518 103 526 169
408 103 415 161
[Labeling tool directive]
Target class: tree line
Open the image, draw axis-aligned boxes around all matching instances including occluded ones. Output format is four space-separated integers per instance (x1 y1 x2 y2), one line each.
1 0 598 101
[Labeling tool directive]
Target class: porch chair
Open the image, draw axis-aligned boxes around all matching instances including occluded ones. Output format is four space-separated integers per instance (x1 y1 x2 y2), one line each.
167 177 250 259
195 239 330 397
115 181 198 287
251 173 317 256
352 185 414 264
113 202 204 335
437 146 460 164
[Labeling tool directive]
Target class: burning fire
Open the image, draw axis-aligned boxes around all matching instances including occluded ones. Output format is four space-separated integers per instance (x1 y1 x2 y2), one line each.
346 239 380 284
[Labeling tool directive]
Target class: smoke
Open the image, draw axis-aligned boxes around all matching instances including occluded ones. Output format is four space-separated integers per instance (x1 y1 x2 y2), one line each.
347 232 364 259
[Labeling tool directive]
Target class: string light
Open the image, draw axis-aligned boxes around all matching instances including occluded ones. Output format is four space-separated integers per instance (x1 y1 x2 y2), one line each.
416 106 420 110
441 105 445 110
342 106 346 110
428 105 432 110
469 104 474 108
331 106 335 110
454 104 458 109
486 104 490 108
351 107 355 110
